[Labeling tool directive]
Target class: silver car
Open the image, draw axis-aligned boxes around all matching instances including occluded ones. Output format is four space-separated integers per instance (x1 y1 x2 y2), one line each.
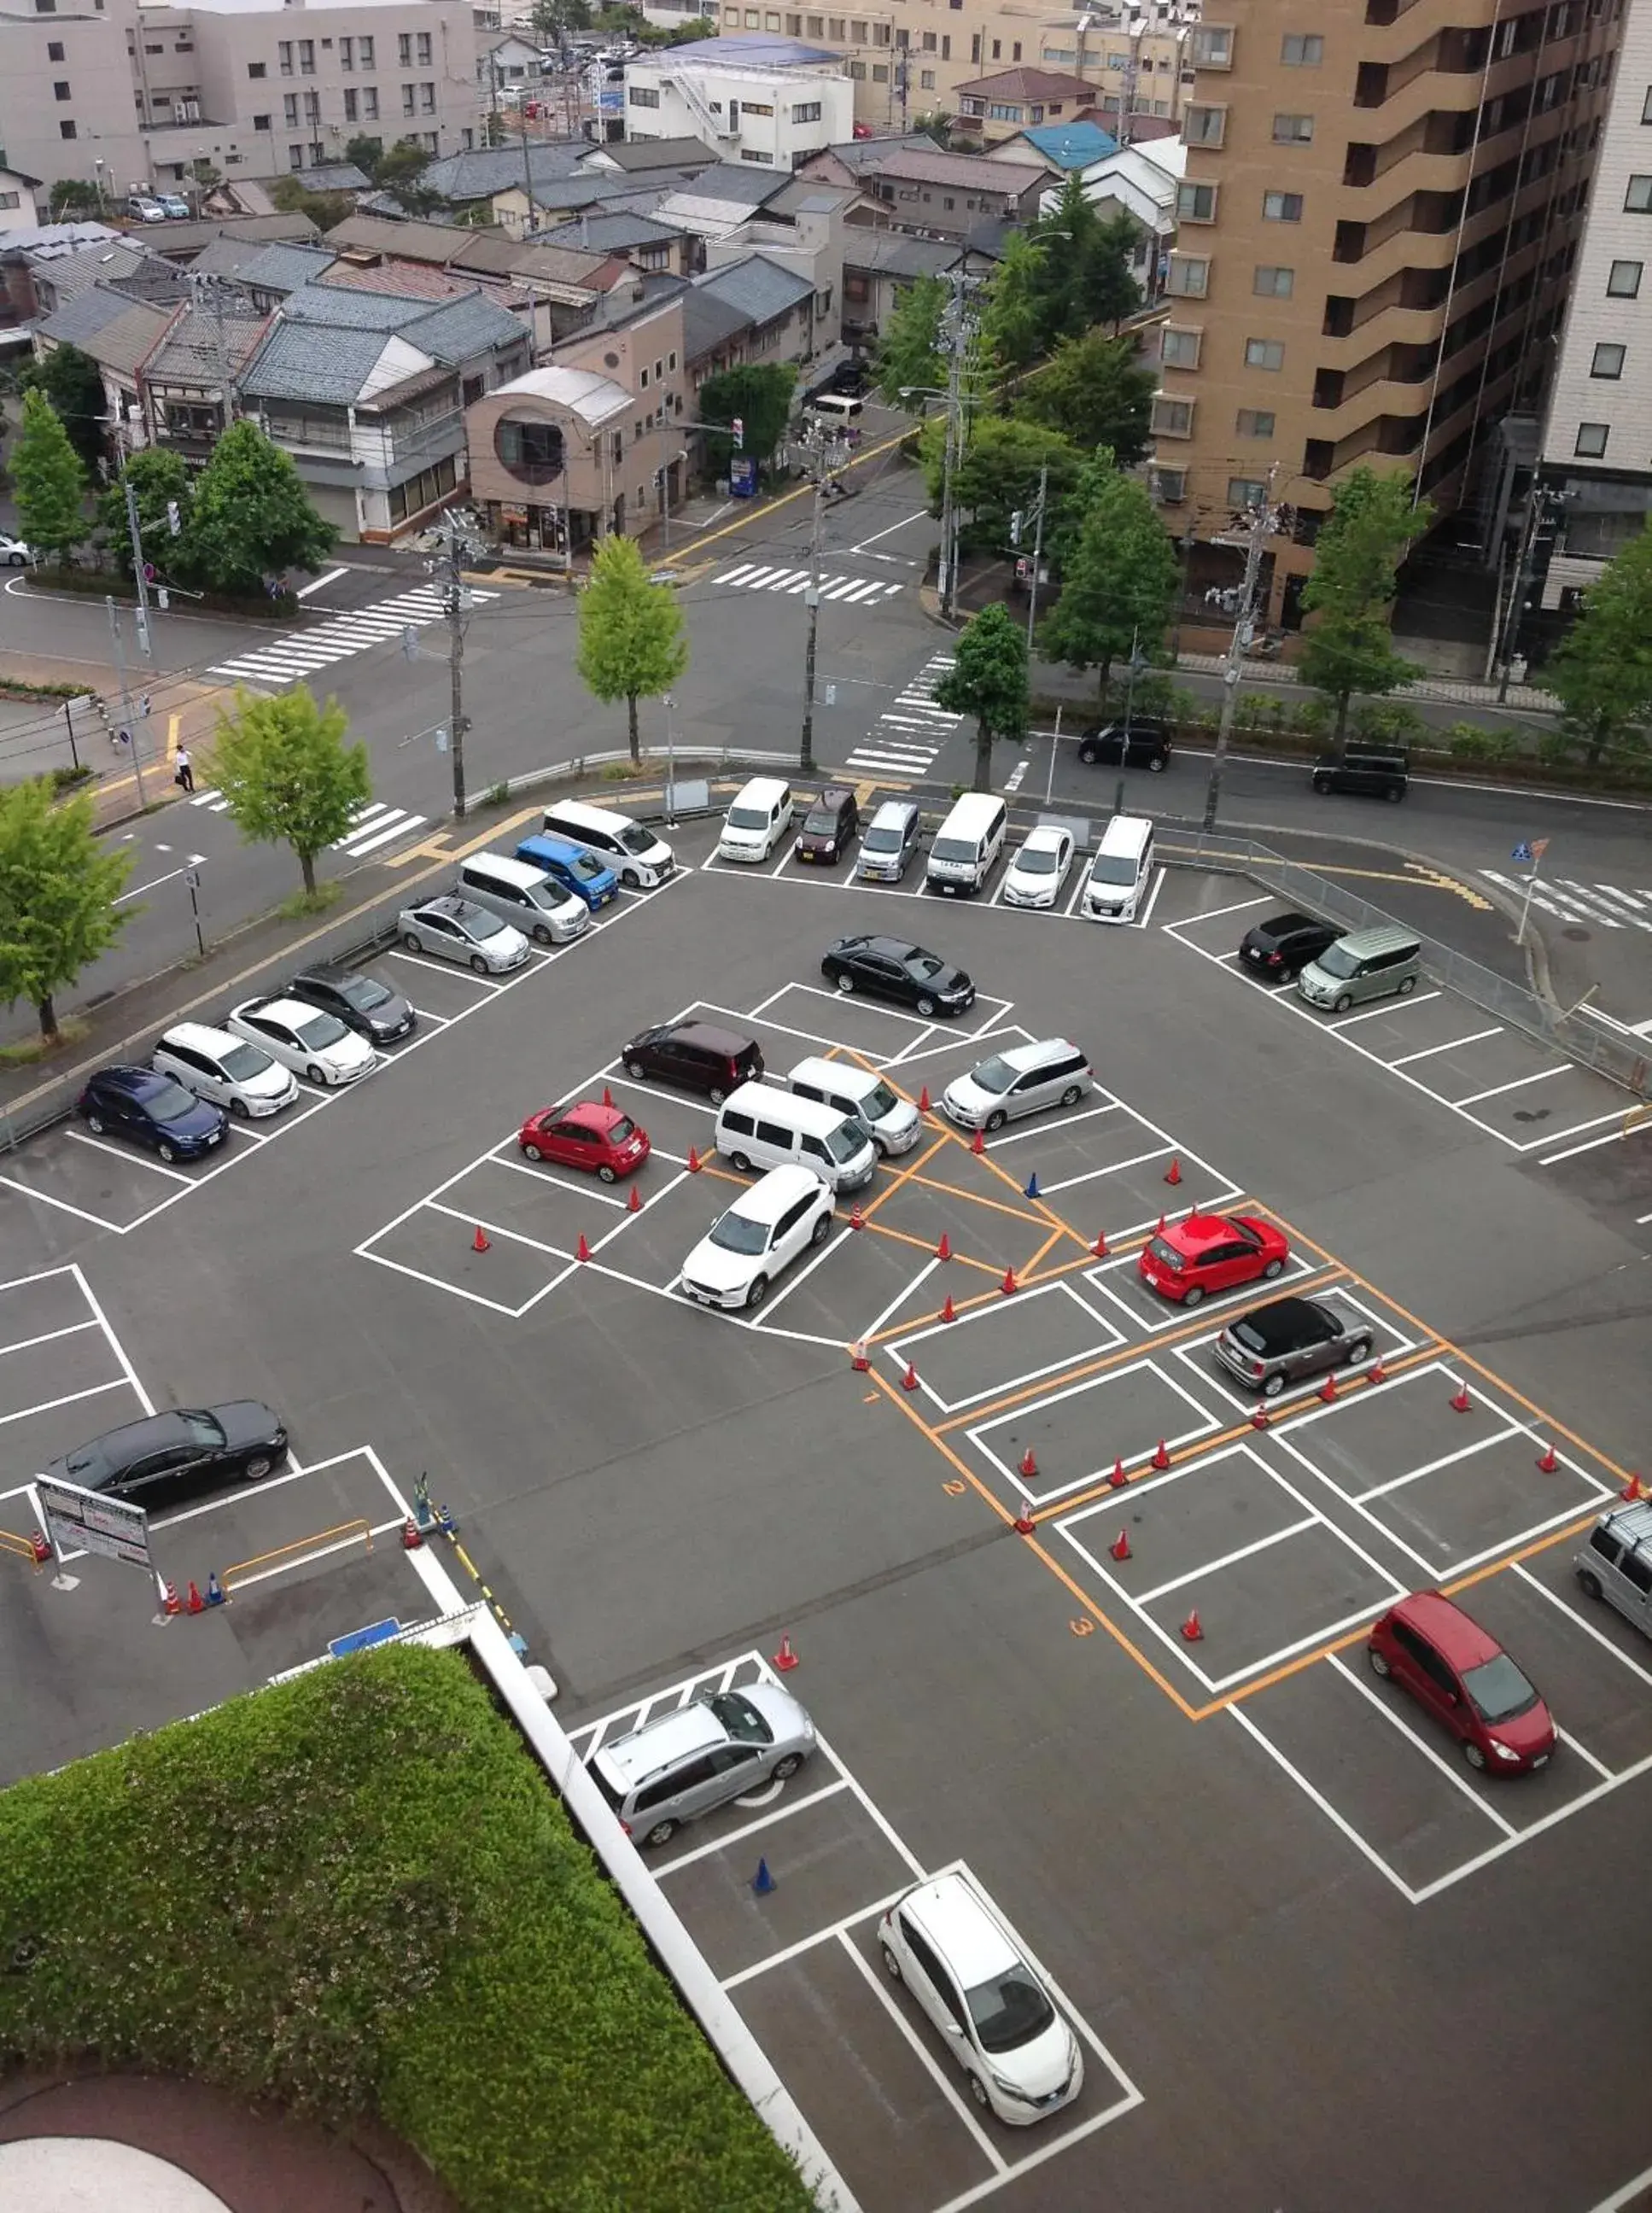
398 895 531 975
943 1038 1093 1133
587 1683 815 1848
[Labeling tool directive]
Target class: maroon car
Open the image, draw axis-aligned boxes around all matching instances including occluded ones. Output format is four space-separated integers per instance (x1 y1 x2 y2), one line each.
1369 1592 1556 1773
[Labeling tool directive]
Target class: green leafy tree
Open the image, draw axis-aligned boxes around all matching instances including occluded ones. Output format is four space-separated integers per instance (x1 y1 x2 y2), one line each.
269 173 353 230
1299 466 1431 751
935 602 1029 791
1546 523 1652 770
913 109 953 148
919 414 1080 552
18 342 107 474
9 389 87 565
97 447 193 581
531 0 593 35
1296 613 1417 756
345 133 385 173
1038 464 1180 697
1014 329 1154 467
874 273 948 409
575 533 689 764
203 685 370 898
185 420 336 596
372 140 444 216
979 234 1046 373
47 178 104 220
698 361 797 472
0 774 133 1042
1084 208 1146 332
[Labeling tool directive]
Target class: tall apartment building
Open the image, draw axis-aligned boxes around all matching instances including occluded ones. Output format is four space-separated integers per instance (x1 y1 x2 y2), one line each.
1148 0 1620 625
0 0 479 202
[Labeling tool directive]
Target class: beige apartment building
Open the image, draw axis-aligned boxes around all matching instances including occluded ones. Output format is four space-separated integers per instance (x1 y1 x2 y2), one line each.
1149 0 1620 625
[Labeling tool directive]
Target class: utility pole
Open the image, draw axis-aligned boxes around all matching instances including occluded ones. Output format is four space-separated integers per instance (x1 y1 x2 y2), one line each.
105 596 148 809
435 509 476 818
1022 460 1048 653
796 415 847 778
1201 464 1280 835
1497 482 1570 702
935 262 984 622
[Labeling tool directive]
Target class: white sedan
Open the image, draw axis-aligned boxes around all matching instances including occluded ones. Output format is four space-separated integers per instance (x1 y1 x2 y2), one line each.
226 996 376 1086
679 1164 833 1312
0 533 34 567
1000 825 1075 909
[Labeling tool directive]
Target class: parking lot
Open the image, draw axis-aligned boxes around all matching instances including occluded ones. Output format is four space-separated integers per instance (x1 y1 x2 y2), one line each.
2 813 1649 2211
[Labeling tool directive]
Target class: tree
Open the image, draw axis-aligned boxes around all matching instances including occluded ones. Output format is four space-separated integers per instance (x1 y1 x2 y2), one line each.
18 342 107 475
1014 330 1154 467
1084 208 1146 332
47 178 103 220
0 775 133 1042
185 420 336 596
874 274 948 410
203 685 370 898
919 414 1080 552
698 361 797 473
97 447 193 581
575 533 688 764
1037 465 1180 698
935 603 1029 791
979 234 1046 373
1545 524 1652 770
912 109 953 148
9 390 87 565
1299 466 1431 751
1296 613 1418 756
530 0 593 36
345 133 385 174
372 140 444 217
269 174 353 231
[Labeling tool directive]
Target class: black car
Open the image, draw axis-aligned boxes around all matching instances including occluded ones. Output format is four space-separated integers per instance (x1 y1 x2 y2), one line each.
820 936 975 1018
1311 746 1409 802
1213 1294 1375 1398
795 785 860 866
45 1403 289 1511
1238 911 1343 982
288 963 417 1044
77 1066 227 1162
1077 718 1171 772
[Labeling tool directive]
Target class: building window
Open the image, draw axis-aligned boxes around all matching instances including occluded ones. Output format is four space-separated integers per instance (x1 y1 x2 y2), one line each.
1228 476 1268 507
340 34 353 67
792 99 821 120
1245 336 1285 369
1151 395 1194 436
1190 25 1232 67
298 37 313 72
1236 408 1275 437
53 78 69 97
920 67 935 87
1176 181 1217 221
1281 32 1322 63
248 58 266 77
289 142 303 166
59 118 76 137
873 61 888 79
741 147 776 161
1608 258 1643 295
1643 84 1652 122
848 57 865 76
359 35 373 66
1626 175 1652 212
1574 422 1609 456
420 80 435 111
1253 264 1293 295
1150 464 1188 503
1263 190 1303 220
283 92 298 126
363 87 377 118
344 86 358 120
971 32 980 60
254 112 270 129
1185 104 1225 146
1273 113 1313 142
1166 255 1209 297
46 35 63 54
304 88 320 121
1591 342 1626 377
417 30 431 63
1160 325 1200 367
398 31 412 63
278 38 292 73
402 83 416 115
629 85 660 105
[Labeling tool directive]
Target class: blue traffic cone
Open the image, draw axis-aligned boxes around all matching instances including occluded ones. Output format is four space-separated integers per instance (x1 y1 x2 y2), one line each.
205 1570 225 1607
751 1856 776 1895
1024 1170 1041 1199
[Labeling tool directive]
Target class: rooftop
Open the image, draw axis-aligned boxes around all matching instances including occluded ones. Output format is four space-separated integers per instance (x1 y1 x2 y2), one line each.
641 31 840 68
541 211 680 252
487 363 633 429
954 67 1097 102
1011 120 1118 169
694 250 814 325
841 231 963 278
292 162 371 194
590 137 721 174
864 147 1048 195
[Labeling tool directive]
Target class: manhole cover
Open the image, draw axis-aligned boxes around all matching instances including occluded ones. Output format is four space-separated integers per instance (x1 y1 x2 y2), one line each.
1563 925 1591 942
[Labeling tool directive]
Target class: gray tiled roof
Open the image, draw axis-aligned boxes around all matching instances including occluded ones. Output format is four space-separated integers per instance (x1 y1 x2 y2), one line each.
37 239 157 300
37 283 144 346
804 133 937 176
694 251 814 326
294 163 371 193
144 299 267 385
422 142 594 203
239 319 393 404
593 137 720 173
663 162 791 210
841 231 961 279
541 211 678 251
680 283 751 365
235 242 340 295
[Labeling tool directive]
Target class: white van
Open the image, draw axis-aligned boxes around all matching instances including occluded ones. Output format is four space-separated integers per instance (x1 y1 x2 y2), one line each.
718 776 795 863
808 393 864 430
785 1055 922 1157
455 851 588 944
1081 815 1154 923
541 799 674 889
925 791 1007 896
714 1081 877 1192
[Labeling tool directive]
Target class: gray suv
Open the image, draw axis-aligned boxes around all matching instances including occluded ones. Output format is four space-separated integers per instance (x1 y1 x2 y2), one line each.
587 1684 815 1847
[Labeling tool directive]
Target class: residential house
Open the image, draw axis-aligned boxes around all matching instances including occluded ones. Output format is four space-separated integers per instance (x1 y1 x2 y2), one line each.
479 31 544 91
952 67 1097 144
984 120 1116 176
1055 137 1181 301
541 213 691 276
623 33 853 169
840 229 960 350
138 293 270 458
799 143 1044 240
0 220 122 331
0 168 42 236
324 213 626 347
493 168 692 242
581 136 723 180
693 250 819 366
141 214 322 265
651 161 805 248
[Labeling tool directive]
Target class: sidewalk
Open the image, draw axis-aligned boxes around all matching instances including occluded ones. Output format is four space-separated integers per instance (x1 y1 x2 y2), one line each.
1170 651 1561 716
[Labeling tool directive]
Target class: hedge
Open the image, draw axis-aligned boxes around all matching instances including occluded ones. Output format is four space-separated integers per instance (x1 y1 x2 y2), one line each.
0 1644 816 2213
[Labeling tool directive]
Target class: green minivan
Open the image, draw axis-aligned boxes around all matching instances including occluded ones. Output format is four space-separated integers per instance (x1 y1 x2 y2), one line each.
1297 924 1422 1013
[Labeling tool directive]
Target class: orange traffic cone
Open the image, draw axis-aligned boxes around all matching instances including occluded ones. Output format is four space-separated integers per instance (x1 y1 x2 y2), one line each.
1251 1403 1270 1429
1536 1440 1558 1473
1318 1372 1338 1404
1092 1231 1108 1258
1451 1380 1472 1412
185 1579 204 1615
1369 1358 1386 1384
937 1230 952 1261
472 1223 490 1252
971 1127 985 1156
902 1359 919 1392
1164 1156 1182 1186
1001 1266 1017 1296
1622 1474 1644 1502
773 1633 800 1673
1151 1439 1171 1471
1109 1527 1130 1562
850 1340 868 1371
1013 1508 1036 1535
918 1084 931 1112
161 1580 182 1617
1020 1445 1038 1479
686 1145 702 1173
602 1084 615 1108
575 1233 592 1263
628 1183 642 1213
1181 1609 1203 1642
1107 1457 1127 1489
849 1207 865 1230
941 1293 955 1323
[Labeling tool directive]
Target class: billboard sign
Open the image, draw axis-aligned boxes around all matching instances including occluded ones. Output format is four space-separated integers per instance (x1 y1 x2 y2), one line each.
729 455 758 497
34 1475 152 1571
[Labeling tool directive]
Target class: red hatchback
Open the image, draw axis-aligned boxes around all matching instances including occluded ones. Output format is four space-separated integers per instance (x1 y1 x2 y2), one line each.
1369 1592 1556 1773
518 1101 650 1182
1137 1210 1289 1306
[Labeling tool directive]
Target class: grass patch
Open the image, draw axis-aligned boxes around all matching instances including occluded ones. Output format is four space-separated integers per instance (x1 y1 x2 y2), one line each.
0 1019 89 1067
276 881 343 920
0 1644 816 2213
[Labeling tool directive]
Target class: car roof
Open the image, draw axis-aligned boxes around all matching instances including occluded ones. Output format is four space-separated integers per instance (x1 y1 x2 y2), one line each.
595 1700 725 1784
812 785 854 807
560 1100 623 1128
1237 1295 1328 1347
247 996 317 1025
62 1409 189 1471
867 797 919 826
1252 911 1321 937
990 1036 1081 1072
729 1164 823 1219
517 832 589 861
94 1063 166 1095
160 1020 242 1055
1390 1591 1502 1667
413 894 480 921
733 775 790 804
664 1020 753 1054
291 961 353 986
1165 1211 1245 1253
851 935 925 961
1019 824 1069 849
900 1873 1019 1982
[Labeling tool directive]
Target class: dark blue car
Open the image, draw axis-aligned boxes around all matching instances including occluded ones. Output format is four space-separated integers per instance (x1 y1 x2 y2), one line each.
77 1065 228 1161
515 833 619 913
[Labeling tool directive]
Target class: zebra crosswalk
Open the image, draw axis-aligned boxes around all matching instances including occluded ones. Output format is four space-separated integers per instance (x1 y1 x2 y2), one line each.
205 585 497 689
715 561 904 606
187 789 429 861
844 651 960 780
1481 871 1652 931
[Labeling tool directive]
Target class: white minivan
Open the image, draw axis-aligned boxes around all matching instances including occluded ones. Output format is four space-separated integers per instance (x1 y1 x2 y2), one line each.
714 1082 878 1192
1081 814 1154 922
785 1055 922 1157
925 791 1007 896
541 799 674 889
152 1021 299 1118
718 777 795 863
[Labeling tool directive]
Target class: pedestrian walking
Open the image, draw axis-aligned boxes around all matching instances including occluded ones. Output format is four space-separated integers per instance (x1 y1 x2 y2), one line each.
174 744 194 792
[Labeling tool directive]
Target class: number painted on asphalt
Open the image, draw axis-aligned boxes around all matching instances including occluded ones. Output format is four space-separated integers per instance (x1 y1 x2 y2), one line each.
1070 1616 1096 1638
943 1478 966 1495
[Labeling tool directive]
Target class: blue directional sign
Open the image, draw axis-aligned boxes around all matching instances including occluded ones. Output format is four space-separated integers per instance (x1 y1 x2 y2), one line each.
1512 842 1533 862
328 1616 401 1658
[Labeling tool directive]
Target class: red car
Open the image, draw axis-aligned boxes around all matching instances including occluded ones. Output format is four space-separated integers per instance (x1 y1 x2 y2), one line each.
1137 1210 1289 1306
518 1101 649 1182
1369 1592 1556 1773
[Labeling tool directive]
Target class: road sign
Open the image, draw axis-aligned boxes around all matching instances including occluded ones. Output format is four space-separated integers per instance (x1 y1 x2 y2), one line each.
1512 842 1532 863
329 1616 402 1658
35 1475 151 1571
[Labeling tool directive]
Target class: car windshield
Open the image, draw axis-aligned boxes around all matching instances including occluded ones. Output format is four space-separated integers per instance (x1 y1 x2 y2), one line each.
1462 1654 1539 1725
463 909 505 938
826 1123 863 1163
709 1211 770 1256
609 1116 636 1144
901 953 944 981
863 824 902 852
1148 1236 1184 1270
149 1078 202 1124
965 1965 1056 2054
616 824 653 854
863 1081 901 1118
183 1410 226 1449
803 808 841 834
1017 844 1059 874
968 1056 1018 1095
219 1042 272 1082
294 1010 347 1050
931 836 975 863
528 881 572 909
1090 853 1138 886
703 1690 773 1743
336 974 390 1013
727 806 769 831
571 853 604 881
1314 943 1362 979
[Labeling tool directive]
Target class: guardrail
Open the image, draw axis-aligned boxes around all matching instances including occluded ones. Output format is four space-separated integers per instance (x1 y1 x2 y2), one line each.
0 1527 43 1569
222 1518 373 1596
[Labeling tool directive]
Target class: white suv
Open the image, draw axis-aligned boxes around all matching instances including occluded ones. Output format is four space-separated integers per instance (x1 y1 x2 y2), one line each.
680 1163 833 1311
152 1021 299 1118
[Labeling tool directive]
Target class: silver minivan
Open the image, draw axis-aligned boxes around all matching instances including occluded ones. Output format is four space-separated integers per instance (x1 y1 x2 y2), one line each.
455 851 588 945
859 798 924 883
714 1082 878 1191
786 1054 922 1156
943 1037 1093 1132
587 1683 815 1848
1297 923 1421 1013
1576 1501 1652 1639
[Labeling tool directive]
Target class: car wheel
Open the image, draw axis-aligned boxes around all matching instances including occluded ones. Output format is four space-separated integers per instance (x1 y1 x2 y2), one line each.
809 1209 831 1246
880 1943 903 1982
1369 1645 1392 1679
622 867 641 890
1148 755 1167 773
729 1150 752 1174
773 1753 803 1780
709 1084 727 1106
1397 975 1416 996
470 955 490 976
230 1098 249 1119
306 1063 328 1085
1333 993 1354 1014
985 1108 1008 1132
402 931 423 952
1059 1085 1083 1108
1263 1369 1286 1398
642 1817 678 1848
533 924 555 946
1313 777 1332 794
597 1163 617 1183
1263 1257 1285 1279
626 1059 645 1080
745 1273 769 1311
966 2075 991 2112
835 970 855 994
243 1455 275 1481
1078 743 1099 765
157 1141 178 1164
85 1112 106 1135
1182 1283 1204 1308
916 996 938 1018
1348 1338 1372 1365
522 1142 544 1162
1463 1741 1487 1771
1578 1568 1603 1602
1385 785 1404 802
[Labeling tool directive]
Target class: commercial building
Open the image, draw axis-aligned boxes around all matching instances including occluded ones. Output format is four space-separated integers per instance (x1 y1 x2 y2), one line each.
623 33 855 167
1147 0 1621 627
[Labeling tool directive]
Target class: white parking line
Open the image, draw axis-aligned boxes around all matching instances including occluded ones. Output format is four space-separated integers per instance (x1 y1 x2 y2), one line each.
487 1152 629 1207
839 1936 1008 2173
992 1099 1120 1146
1556 1726 1614 1782
1229 1704 1419 1904
1456 1064 1570 1106
63 1129 195 1181
1387 1026 1503 1067
654 1778 852 1873
1326 1651 1516 1836
386 948 506 989
0 1378 129 1430
1512 1563 1652 1690
1356 1423 1522 1498
1331 990 1442 1028
1133 1517 1319 1605
0 1317 100 1362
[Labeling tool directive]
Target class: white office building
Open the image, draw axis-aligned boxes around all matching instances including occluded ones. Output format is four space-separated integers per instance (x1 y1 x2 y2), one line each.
624 33 851 170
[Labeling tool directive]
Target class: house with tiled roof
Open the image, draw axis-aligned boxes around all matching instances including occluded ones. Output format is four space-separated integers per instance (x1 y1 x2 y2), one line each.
798 142 1046 241
984 120 1118 175
952 67 1099 145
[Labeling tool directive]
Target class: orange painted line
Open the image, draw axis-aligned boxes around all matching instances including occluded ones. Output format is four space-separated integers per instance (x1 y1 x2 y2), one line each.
862 1218 1005 1276
870 1363 1019 1528
1023 1534 1206 1720
1019 1223 1068 1282
867 1241 1105 1342
860 1133 949 1224
886 1168 1051 1227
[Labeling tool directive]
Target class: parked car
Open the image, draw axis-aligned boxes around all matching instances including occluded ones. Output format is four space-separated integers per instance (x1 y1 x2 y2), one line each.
518 1100 649 1181
820 935 975 1017
1138 1211 1289 1306
0 532 34 567
126 194 166 223
513 833 619 913
717 776 794 863
679 1163 833 1311
879 1871 1083 2125
1000 825 1075 910
286 964 416 1045
76 1065 227 1161
858 798 923 883
1077 717 1171 772
1575 1500 1652 1640
794 785 860 866
587 1683 815 1847
1213 1292 1375 1398
44 1401 289 1509
1312 745 1409 801
1369 1592 1556 1772
225 996 376 1086
159 193 191 219
1239 911 1342 982
622 1020 762 1102
943 1039 1091 1132
152 1021 299 1119
397 895 531 975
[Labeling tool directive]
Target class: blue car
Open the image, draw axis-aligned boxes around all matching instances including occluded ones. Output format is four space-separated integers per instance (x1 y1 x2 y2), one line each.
515 833 619 912
77 1065 228 1161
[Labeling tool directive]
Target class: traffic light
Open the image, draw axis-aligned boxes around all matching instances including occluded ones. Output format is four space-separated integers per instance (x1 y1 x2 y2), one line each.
166 499 182 535
731 416 744 452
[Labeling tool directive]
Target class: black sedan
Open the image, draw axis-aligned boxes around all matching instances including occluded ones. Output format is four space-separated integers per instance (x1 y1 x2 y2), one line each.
1238 911 1342 982
1214 1295 1375 1398
45 1403 289 1511
287 963 416 1044
821 936 975 1017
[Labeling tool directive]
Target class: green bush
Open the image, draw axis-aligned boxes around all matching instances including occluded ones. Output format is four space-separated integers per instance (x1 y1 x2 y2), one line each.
1350 699 1426 746
0 1645 814 2213
1445 721 1521 764
50 762 92 791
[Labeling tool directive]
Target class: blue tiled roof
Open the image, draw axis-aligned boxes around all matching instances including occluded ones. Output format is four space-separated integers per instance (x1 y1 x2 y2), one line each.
1018 121 1117 168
